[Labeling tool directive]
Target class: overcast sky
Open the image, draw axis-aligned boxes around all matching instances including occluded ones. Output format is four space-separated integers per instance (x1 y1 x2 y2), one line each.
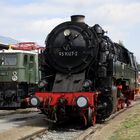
0 0 140 62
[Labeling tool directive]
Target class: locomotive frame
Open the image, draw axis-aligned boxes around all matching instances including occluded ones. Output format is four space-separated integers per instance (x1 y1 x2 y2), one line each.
29 15 138 127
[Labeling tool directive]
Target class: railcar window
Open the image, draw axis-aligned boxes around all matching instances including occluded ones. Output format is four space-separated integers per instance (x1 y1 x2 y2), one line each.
30 55 34 62
0 54 17 65
29 55 34 68
24 55 28 66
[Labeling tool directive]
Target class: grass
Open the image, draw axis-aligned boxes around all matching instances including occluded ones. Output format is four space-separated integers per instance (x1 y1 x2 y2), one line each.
110 113 140 140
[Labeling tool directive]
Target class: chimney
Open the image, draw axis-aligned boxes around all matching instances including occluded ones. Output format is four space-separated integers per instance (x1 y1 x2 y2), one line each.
71 15 85 23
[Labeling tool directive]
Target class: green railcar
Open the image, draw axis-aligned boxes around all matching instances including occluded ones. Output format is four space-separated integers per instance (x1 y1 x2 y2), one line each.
0 49 39 108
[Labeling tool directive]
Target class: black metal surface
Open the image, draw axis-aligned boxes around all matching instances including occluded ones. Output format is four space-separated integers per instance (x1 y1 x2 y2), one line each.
45 21 98 74
52 72 85 92
0 44 9 50
40 15 138 122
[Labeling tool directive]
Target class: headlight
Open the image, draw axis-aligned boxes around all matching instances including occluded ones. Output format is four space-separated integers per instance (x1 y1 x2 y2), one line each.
64 29 71 36
76 96 88 108
12 75 18 81
30 96 40 107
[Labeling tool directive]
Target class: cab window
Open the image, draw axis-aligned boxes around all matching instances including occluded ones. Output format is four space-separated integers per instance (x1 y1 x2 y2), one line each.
29 55 34 68
0 54 17 65
129 53 135 68
30 55 34 62
24 55 28 66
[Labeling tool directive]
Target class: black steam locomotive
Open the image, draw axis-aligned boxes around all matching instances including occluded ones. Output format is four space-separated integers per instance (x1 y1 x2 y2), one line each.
29 15 138 126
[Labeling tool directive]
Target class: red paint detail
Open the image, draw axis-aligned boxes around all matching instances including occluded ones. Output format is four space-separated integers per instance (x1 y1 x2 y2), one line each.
23 97 29 103
92 108 96 125
81 112 87 126
117 99 125 110
22 98 30 107
38 97 44 103
11 42 44 51
35 92 95 106
117 85 122 89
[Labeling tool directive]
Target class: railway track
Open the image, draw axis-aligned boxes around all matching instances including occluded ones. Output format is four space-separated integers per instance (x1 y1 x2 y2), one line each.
76 98 140 140
0 108 39 117
18 96 140 140
0 111 47 140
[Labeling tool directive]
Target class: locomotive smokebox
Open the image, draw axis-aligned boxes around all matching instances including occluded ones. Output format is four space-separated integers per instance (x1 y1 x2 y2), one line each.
71 15 85 23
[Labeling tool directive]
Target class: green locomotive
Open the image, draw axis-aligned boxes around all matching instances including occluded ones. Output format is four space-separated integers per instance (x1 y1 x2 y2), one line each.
0 45 40 109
